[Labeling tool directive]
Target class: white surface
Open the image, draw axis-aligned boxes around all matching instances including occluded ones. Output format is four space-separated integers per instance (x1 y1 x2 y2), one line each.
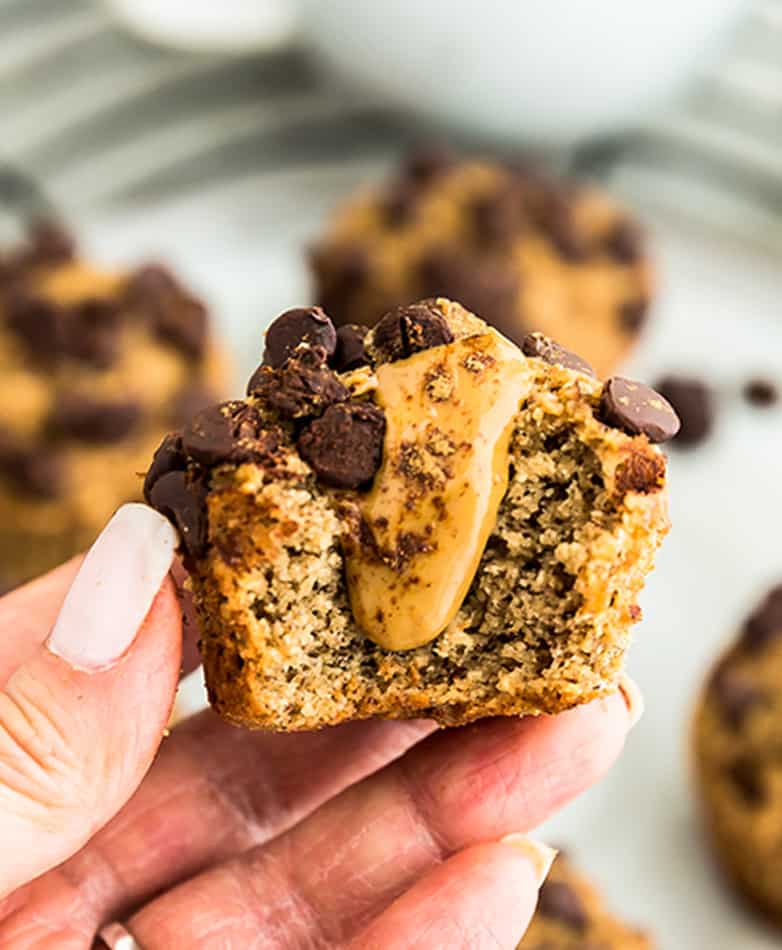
79 175 782 948
301 0 747 146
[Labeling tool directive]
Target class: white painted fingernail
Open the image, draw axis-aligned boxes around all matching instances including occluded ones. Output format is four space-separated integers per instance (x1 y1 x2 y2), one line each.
500 835 557 887
617 673 645 728
47 504 177 672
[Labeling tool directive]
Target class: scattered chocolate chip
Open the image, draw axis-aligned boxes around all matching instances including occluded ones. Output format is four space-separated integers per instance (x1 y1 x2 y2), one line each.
744 378 778 407
521 331 596 377
537 880 588 931
182 401 281 468
728 756 765 805
599 377 680 444
148 469 208 560
653 376 712 447
618 297 649 334
263 307 337 369
125 264 208 361
171 383 218 428
711 666 765 729
333 324 369 372
614 451 666 495
603 219 644 263
144 432 187 504
310 244 370 326
371 307 407 362
24 219 76 268
741 584 782 652
49 393 141 444
298 402 385 489
6 290 69 358
373 302 454 363
543 200 591 262
248 347 349 419
419 248 521 343
402 144 456 186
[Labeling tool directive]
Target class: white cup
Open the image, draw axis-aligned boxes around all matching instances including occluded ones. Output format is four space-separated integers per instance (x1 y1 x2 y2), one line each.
301 0 748 146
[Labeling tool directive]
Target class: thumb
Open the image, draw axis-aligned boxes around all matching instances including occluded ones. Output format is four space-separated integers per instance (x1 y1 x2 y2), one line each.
0 503 181 897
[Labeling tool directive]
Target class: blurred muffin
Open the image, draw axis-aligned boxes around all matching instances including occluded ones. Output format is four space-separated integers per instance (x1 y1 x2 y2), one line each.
693 584 782 924
0 221 225 586
310 147 653 378
520 854 653 948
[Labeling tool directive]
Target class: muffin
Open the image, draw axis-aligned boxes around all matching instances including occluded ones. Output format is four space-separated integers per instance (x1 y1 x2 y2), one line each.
0 220 225 586
310 148 652 378
145 298 675 731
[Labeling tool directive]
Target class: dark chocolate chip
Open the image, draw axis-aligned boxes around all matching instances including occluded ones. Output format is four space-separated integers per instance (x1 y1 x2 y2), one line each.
171 384 219 428
402 144 456 186
382 179 419 227
6 290 70 358
727 756 765 805
653 376 712 447
741 584 782 652
373 302 454 363
419 248 521 343
125 264 208 361
599 377 680 443
67 298 123 369
310 244 370 326
25 219 76 268
144 432 187 504
521 331 596 377
263 307 336 369
711 666 765 729
744 378 778 407
544 202 591 262
49 393 141 444
148 469 208 560
471 188 525 247
333 324 369 372
298 402 385 489
0 427 64 500
248 347 349 419
618 297 649 334
603 219 644 263
182 401 281 468
371 307 407 363
537 880 588 932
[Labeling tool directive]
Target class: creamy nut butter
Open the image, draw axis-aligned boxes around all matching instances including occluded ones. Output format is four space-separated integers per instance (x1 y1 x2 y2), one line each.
344 330 530 650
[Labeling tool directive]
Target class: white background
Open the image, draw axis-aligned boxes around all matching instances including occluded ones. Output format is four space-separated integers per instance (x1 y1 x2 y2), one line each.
79 165 782 949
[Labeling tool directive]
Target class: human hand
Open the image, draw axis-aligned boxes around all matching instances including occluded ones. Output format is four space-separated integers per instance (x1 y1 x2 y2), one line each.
0 503 640 949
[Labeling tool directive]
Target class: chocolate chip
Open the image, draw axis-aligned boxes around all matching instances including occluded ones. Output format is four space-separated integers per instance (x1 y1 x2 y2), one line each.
0 427 63 500
521 331 596 377
125 265 208 361
471 188 524 246
298 402 385 489
49 393 141 444
263 307 336 369
248 348 349 419
618 297 649 334
148 470 208 560
382 179 419 227
310 244 370 326
603 219 644 263
373 302 454 363
653 376 712 447
537 880 588 932
183 401 284 470
144 432 187 504
419 249 521 343
614 451 666 495
599 377 680 443
402 144 455 186
741 585 782 652
711 666 765 729
744 378 778 407
333 324 369 372
543 201 591 262
25 219 76 268
728 756 765 805
171 384 219 428
67 298 123 368
6 291 70 359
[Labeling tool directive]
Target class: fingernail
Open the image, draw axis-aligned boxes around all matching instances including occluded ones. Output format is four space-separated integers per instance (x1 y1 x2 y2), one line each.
47 504 178 672
617 673 644 728
500 834 557 887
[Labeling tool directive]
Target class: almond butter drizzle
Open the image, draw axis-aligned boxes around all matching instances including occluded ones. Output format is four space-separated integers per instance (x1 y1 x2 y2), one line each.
345 330 531 650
